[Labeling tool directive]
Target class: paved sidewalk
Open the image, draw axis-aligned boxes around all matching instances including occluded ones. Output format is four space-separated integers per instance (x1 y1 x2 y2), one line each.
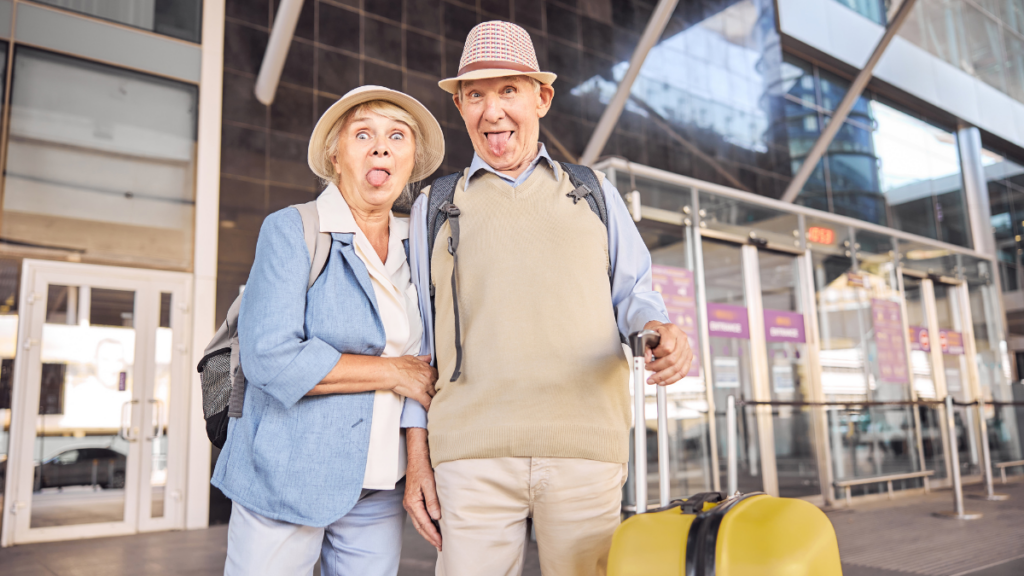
1 480 1022 575
831 479 1024 576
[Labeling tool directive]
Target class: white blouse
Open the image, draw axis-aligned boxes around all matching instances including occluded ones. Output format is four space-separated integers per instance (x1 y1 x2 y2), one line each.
316 186 423 490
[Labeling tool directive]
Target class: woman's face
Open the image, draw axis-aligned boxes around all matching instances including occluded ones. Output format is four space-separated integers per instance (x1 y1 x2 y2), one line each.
331 109 416 212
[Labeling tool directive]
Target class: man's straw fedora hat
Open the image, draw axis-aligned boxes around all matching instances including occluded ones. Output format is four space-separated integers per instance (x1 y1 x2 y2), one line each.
438 21 557 94
308 85 445 183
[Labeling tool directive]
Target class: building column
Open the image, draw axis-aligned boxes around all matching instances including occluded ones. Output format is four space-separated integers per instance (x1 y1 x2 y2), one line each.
958 126 995 256
186 0 226 530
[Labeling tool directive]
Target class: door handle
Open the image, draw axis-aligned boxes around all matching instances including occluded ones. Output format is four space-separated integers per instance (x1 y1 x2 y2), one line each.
147 399 165 441
119 399 140 442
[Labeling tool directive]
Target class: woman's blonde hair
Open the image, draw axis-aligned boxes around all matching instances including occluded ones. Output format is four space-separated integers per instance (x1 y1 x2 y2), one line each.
321 99 426 187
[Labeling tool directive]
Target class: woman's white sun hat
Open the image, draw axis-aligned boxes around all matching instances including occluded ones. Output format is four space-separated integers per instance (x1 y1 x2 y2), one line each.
438 20 557 94
308 85 445 183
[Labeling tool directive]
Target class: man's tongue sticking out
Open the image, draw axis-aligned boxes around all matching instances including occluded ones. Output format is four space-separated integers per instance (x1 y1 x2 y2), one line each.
366 169 389 187
486 131 512 157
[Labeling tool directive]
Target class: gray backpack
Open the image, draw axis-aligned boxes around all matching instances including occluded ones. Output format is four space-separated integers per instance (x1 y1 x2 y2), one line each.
197 201 331 448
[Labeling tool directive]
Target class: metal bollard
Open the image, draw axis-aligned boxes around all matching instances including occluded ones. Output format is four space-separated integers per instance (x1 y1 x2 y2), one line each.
967 401 1009 501
934 396 982 520
727 395 738 496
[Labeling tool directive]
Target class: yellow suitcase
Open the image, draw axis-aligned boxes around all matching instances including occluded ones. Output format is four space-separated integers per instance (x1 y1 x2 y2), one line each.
609 331 843 576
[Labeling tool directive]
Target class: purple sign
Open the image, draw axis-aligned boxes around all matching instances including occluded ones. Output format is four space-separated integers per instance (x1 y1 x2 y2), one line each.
909 326 931 352
940 330 965 355
764 310 805 343
707 303 750 339
652 265 699 377
870 299 908 384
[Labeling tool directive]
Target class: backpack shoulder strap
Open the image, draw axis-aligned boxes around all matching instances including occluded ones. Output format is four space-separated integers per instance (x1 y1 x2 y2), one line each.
294 200 332 290
559 162 608 228
426 172 463 268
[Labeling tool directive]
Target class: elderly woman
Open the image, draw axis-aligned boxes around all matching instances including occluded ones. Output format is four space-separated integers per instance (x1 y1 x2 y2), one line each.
211 86 444 576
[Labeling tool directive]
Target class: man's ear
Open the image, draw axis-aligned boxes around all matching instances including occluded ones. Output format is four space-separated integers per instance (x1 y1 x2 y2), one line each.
452 92 464 116
537 84 555 119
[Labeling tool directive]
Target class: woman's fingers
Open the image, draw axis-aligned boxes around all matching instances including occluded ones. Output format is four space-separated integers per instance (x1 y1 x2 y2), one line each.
414 390 432 411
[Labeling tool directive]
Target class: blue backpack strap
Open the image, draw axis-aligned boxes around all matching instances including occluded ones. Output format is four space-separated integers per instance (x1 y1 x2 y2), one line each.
426 172 463 282
425 172 465 380
559 162 608 227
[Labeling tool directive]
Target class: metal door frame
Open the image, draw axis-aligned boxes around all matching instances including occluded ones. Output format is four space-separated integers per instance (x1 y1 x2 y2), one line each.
692 220 816 500
1 260 191 546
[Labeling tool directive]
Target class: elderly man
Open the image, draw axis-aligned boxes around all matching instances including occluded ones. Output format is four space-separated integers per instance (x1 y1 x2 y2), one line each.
402 20 693 576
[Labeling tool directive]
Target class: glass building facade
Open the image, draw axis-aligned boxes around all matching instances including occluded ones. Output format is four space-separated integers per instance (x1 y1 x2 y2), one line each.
215 0 981 325
779 57 972 246
0 0 204 546
837 0 1024 106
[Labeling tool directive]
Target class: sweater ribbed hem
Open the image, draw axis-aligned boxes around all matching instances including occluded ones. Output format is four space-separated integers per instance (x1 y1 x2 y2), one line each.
429 424 629 467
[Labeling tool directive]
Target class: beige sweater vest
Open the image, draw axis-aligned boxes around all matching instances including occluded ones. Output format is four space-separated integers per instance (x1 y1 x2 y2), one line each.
427 164 630 467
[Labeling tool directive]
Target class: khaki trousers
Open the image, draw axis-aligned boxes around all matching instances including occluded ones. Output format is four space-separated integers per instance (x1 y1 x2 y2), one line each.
434 457 627 576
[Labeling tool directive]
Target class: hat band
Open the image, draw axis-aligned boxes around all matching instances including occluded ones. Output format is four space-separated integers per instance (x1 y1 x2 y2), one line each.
457 60 537 77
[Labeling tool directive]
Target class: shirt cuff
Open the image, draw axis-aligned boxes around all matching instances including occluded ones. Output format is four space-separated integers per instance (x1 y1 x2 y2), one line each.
262 337 341 409
400 397 427 428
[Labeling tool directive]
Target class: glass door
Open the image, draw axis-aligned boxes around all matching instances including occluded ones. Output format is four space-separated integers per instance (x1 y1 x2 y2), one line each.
629 210 714 507
933 281 981 478
902 274 949 481
758 249 820 498
702 239 762 494
3 261 190 544
813 228 924 500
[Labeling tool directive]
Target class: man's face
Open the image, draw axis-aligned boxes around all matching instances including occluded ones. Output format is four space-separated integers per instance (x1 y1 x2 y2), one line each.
453 76 554 173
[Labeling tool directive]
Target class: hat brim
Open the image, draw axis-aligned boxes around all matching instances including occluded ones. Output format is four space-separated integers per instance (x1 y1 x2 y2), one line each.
308 86 445 184
438 69 557 94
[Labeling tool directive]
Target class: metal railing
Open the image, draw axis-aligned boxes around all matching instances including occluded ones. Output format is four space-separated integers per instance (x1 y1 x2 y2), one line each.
834 471 935 506
997 460 1024 484
723 395 1023 514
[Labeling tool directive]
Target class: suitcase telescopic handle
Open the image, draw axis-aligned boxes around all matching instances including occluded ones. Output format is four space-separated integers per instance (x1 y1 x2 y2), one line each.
628 330 670 515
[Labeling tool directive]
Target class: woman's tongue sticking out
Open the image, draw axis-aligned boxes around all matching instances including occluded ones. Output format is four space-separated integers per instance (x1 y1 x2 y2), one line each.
366 168 390 187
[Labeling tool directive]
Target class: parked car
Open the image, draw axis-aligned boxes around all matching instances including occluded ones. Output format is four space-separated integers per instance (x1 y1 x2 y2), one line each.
34 447 126 491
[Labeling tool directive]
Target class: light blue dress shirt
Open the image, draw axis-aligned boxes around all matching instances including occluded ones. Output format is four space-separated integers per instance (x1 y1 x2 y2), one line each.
401 144 670 428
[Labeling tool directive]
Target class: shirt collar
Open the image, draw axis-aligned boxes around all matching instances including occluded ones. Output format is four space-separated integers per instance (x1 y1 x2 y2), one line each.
316 183 409 241
465 143 561 190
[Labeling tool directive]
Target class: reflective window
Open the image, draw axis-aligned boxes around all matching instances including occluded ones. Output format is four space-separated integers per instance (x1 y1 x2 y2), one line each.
35 0 203 43
962 256 1024 468
2 48 198 270
569 0 792 198
758 249 820 497
31 284 137 528
899 0 1024 105
783 56 970 246
903 275 948 480
703 239 762 494
831 0 888 24
811 223 926 496
981 148 1024 292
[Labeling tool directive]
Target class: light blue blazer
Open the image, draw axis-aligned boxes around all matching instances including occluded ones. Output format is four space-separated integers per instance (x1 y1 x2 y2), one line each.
211 207 429 527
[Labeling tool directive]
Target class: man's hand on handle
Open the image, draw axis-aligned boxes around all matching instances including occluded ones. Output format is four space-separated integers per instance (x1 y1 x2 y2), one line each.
404 427 442 551
641 321 693 386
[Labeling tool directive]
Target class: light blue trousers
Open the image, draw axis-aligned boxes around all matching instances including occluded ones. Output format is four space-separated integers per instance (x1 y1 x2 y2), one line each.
224 481 406 576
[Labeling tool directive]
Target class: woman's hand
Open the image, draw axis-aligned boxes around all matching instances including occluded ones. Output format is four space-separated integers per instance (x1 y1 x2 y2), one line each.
388 355 437 410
